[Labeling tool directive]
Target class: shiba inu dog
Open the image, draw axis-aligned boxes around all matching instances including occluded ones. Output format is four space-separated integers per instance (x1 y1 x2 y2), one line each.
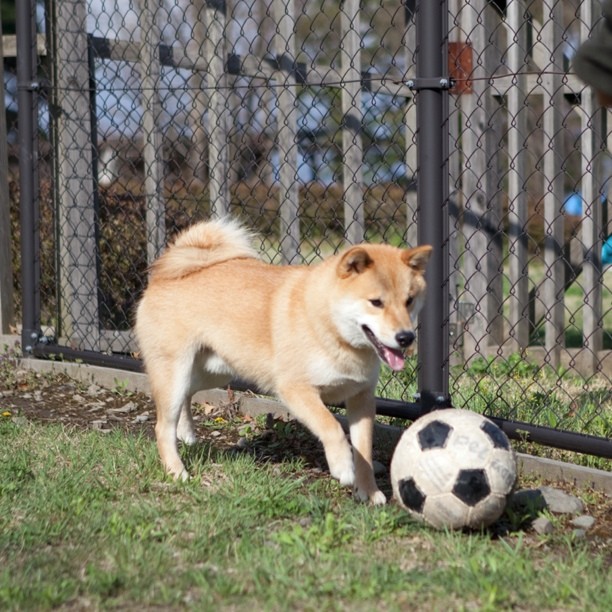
135 218 432 504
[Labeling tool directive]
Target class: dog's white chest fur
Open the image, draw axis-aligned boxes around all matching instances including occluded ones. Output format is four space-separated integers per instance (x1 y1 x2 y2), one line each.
306 352 380 403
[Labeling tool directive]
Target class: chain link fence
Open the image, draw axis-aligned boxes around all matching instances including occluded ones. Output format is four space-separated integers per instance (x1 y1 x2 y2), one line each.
6 0 611 462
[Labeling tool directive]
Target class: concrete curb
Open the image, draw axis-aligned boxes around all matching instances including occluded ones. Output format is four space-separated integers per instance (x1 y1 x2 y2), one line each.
4 337 611 496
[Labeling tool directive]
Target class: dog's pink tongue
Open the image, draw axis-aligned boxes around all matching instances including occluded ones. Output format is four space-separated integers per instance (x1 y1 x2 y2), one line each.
383 347 405 371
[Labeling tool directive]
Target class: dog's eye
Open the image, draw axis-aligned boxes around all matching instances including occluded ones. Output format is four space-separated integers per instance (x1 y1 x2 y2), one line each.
369 299 384 308
406 296 414 308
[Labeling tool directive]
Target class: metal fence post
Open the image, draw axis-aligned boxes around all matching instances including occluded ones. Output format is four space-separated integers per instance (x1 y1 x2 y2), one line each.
16 0 41 352
416 0 451 411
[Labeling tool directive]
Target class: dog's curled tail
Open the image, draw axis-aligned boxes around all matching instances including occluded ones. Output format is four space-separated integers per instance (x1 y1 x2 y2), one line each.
149 217 260 280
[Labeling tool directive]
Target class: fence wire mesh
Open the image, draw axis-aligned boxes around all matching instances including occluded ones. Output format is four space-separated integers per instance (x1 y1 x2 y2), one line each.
6 0 611 460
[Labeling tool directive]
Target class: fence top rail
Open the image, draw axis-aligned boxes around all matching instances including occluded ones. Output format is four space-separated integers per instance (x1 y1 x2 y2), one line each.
88 34 415 97
88 33 589 104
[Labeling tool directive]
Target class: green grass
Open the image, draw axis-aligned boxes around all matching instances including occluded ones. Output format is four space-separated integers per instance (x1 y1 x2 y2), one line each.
452 354 612 443
1 418 611 610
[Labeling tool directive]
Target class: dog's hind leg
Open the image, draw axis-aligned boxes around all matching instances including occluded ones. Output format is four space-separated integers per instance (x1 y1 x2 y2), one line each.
177 350 233 446
345 390 386 505
176 399 197 445
151 361 194 481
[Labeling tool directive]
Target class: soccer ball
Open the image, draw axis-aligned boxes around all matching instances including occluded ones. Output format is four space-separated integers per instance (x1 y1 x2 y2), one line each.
390 409 517 530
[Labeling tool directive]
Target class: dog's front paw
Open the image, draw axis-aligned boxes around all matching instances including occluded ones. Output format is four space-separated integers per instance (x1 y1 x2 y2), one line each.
176 422 197 445
330 463 355 487
177 430 197 445
177 469 190 482
369 490 387 505
353 485 387 505
325 442 355 487
164 466 190 482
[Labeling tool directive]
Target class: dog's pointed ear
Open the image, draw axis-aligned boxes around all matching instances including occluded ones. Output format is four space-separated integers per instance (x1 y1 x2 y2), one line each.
402 245 432 274
338 247 374 278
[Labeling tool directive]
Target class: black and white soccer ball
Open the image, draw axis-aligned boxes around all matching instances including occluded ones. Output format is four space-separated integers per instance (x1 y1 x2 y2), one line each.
390 409 517 530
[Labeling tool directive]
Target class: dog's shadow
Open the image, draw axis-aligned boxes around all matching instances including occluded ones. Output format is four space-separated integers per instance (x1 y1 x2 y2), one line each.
181 418 330 475
179 416 394 499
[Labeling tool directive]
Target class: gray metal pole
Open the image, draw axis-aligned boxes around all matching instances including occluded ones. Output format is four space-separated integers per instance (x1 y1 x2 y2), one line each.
415 0 451 411
16 0 41 352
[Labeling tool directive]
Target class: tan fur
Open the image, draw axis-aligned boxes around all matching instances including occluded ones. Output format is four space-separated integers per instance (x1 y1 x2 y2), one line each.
149 218 260 280
135 218 432 504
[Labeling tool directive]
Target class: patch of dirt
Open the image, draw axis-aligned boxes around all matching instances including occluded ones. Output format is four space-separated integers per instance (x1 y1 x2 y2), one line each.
0 361 333 480
1 371 156 436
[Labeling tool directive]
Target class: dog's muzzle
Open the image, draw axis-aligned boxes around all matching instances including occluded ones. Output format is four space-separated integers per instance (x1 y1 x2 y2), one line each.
362 325 412 371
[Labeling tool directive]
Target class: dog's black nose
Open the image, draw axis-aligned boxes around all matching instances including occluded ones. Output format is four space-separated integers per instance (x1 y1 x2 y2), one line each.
396 331 415 348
